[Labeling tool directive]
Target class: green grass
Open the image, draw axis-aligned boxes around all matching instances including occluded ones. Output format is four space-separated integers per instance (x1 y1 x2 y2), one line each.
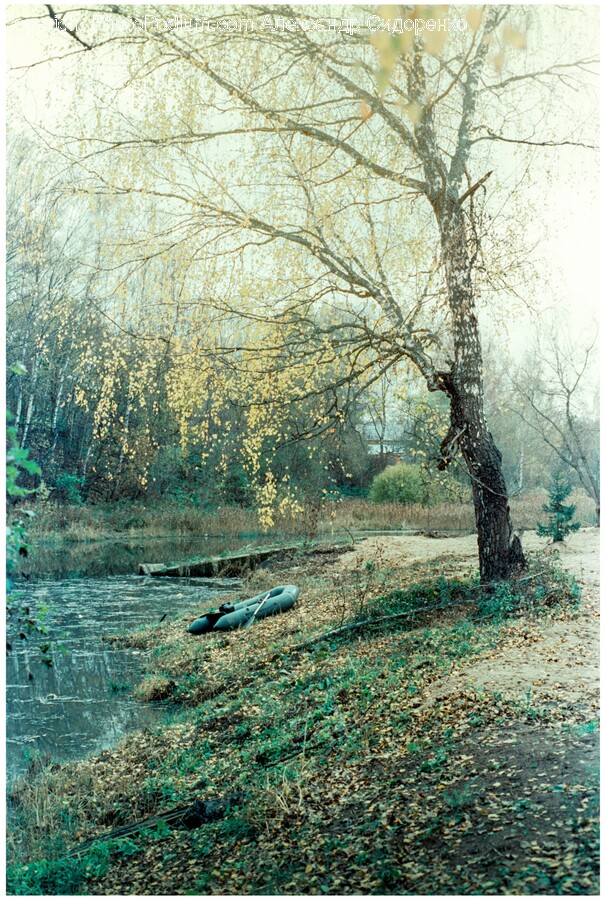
6 840 112 896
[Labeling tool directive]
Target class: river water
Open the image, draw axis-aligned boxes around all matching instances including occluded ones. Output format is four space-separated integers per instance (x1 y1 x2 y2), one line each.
6 529 425 782
6 535 265 783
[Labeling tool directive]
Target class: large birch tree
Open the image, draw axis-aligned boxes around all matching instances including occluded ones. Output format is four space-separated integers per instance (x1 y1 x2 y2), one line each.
10 4 598 580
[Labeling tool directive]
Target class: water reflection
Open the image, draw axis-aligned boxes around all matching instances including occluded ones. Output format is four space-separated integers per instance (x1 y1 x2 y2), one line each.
25 532 284 580
6 573 240 782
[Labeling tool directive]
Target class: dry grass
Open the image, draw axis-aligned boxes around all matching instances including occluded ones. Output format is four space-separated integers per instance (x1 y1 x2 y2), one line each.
324 500 476 532
8 721 197 867
133 676 176 702
28 502 262 539
510 490 597 529
8 762 99 861
262 759 310 817
326 490 597 534
26 490 597 544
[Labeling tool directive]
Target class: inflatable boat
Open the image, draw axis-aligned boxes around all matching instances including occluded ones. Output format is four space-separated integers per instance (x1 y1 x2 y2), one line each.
188 584 300 635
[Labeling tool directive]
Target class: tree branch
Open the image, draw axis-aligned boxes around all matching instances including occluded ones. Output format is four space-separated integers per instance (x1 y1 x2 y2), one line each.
459 170 493 204
45 4 92 50
473 128 597 151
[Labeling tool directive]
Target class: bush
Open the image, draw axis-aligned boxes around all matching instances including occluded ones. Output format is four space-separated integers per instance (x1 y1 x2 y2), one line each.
368 463 471 507
369 463 471 507
216 466 254 507
369 463 426 504
52 472 85 505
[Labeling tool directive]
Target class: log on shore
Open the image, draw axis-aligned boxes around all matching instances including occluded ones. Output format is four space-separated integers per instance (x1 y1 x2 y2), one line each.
67 794 241 857
138 545 300 578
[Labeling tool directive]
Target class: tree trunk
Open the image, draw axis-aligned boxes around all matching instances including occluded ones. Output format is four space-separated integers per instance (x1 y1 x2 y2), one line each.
14 384 23 432
49 364 67 461
20 356 38 449
82 438 94 481
438 201 526 583
440 371 525 582
113 392 132 499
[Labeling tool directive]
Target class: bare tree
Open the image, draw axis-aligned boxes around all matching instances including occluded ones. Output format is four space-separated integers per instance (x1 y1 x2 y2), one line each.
512 329 599 524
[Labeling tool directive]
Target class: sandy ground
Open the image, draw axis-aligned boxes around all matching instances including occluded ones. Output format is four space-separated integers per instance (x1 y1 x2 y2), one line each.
334 527 600 581
333 527 600 712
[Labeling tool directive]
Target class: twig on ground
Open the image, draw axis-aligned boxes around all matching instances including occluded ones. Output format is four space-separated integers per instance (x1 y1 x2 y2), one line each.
289 600 479 652
288 567 552 652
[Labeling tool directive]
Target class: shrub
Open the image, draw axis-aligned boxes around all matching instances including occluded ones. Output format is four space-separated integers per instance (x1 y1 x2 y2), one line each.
369 463 426 505
52 472 85 505
216 466 254 507
369 463 470 507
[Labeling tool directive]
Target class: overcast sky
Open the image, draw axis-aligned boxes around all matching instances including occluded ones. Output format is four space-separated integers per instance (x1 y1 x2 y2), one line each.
6 3 600 368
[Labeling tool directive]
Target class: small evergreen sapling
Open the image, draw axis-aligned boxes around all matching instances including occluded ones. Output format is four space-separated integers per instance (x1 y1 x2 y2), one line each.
536 470 581 542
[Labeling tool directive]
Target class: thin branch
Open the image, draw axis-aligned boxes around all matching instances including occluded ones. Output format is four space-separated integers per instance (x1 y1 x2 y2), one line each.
290 600 479 651
459 170 493 204
45 5 92 50
473 128 596 151
482 57 599 92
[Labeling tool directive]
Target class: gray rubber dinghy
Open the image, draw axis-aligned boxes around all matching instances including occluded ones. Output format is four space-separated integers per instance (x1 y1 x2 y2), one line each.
188 585 300 634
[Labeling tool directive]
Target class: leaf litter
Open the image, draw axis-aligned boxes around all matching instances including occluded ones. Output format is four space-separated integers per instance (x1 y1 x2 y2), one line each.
7 529 599 895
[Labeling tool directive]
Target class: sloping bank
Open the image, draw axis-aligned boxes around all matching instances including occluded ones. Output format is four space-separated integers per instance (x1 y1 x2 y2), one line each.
7 531 599 896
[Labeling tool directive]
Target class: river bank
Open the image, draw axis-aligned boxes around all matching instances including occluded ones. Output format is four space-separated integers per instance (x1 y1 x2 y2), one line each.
7 529 599 895
26 491 598 543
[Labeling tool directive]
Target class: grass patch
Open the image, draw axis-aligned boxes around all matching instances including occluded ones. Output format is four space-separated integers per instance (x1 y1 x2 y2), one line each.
133 676 176 702
357 553 581 629
6 841 111 896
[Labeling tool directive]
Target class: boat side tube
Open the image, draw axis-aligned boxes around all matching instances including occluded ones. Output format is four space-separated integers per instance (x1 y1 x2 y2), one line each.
188 585 299 634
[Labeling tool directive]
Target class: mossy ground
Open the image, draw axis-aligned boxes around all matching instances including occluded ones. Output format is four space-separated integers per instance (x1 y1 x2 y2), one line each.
7 537 599 895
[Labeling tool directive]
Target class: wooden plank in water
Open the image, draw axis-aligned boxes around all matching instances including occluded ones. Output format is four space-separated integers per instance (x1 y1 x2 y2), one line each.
138 545 300 578
138 563 168 576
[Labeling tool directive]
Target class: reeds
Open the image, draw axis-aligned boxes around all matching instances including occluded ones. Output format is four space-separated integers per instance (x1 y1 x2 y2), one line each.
25 489 597 542
324 490 596 534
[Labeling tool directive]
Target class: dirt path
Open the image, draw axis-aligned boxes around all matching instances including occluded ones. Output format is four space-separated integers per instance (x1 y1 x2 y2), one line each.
334 526 599 582
334 527 599 712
